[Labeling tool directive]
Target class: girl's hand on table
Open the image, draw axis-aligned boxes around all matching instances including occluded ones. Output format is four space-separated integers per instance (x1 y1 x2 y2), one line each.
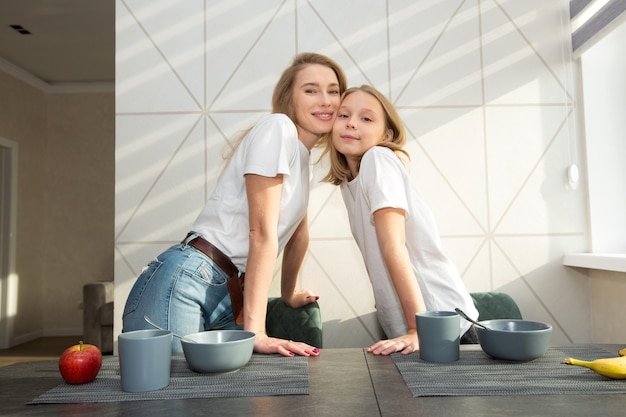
367 331 419 356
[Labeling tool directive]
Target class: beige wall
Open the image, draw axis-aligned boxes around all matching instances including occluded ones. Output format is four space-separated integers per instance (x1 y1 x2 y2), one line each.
43 93 115 334
0 70 114 345
0 71 47 341
590 270 626 343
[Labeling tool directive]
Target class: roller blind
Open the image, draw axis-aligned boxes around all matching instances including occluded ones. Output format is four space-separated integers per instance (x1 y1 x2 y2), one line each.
571 0 626 56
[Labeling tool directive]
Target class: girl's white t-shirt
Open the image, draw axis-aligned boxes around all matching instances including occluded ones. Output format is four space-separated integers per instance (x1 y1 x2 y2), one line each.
191 113 310 272
340 146 478 338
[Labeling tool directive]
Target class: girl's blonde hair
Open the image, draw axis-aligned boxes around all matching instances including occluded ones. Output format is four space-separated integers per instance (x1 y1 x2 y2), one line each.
224 53 347 160
321 85 409 185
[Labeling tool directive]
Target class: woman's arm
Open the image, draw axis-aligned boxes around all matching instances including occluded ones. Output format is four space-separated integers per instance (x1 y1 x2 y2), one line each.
368 206 426 355
280 214 319 308
244 173 282 336
244 174 318 357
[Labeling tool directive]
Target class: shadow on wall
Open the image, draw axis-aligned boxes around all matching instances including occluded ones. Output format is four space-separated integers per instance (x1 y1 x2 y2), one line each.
323 312 384 349
496 264 591 346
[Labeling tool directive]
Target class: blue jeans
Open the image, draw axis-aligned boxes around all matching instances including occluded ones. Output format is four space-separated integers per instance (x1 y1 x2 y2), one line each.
122 233 242 352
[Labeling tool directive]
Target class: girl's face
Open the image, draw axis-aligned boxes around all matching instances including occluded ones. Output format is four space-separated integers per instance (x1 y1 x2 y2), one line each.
292 64 341 149
332 90 391 177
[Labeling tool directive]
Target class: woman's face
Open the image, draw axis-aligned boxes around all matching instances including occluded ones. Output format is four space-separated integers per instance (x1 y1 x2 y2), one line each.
332 90 390 175
292 64 341 149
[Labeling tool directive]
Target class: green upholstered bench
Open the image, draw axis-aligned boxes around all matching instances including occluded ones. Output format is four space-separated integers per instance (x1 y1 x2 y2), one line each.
265 297 323 348
263 292 519 349
470 292 522 320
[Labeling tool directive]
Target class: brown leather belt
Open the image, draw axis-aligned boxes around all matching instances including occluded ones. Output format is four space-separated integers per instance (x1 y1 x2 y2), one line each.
184 233 244 325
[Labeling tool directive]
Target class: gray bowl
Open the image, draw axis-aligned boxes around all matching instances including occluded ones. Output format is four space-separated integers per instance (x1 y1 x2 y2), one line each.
181 330 255 373
475 319 552 361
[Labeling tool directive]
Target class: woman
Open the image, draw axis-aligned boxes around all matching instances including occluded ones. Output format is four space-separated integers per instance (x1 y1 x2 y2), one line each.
123 53 347 355
322 85 479 355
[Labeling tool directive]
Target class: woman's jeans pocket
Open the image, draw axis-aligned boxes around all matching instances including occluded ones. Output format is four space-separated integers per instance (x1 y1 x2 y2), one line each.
123 258 163 318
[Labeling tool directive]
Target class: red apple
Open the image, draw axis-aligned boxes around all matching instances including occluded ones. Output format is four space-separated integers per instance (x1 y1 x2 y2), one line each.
58 341 102 384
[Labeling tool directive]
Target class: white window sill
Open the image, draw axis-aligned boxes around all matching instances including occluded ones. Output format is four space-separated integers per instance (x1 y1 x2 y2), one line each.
563 253 626 273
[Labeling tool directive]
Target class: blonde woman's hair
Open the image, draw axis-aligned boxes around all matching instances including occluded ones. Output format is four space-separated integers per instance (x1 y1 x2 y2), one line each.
224 52 347 160
272 52 347 119
321 85 409 185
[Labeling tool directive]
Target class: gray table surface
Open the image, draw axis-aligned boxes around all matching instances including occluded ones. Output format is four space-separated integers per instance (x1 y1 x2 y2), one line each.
1 348 376 417
1 346 625 417
367 344 626 417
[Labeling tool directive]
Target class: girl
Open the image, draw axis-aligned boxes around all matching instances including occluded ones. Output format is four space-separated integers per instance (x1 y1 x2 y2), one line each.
323 85 479 355
123 53 347 356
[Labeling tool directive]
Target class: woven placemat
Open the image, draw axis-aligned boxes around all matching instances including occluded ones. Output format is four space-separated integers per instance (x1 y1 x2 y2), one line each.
29 354 308 404
392 345 626 397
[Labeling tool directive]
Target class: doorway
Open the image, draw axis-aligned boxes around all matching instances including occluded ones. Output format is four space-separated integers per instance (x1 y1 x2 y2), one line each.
0 137 18 349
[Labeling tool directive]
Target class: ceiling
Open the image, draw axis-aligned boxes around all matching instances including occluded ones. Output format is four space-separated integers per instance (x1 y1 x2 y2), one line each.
0 0 114 84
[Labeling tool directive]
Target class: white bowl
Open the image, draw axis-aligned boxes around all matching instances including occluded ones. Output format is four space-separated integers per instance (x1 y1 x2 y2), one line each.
181 330 255 373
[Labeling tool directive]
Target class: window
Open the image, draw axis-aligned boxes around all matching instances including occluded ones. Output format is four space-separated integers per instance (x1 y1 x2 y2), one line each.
563 2 626 271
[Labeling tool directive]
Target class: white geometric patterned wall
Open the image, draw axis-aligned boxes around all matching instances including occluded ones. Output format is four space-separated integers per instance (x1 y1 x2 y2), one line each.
115 0 591 348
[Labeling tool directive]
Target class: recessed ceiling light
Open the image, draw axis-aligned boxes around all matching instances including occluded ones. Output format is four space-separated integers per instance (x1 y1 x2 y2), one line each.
9 24 31 35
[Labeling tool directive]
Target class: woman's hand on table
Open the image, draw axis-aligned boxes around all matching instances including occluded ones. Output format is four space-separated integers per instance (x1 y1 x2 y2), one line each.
367 330 419 356
253 332 320 357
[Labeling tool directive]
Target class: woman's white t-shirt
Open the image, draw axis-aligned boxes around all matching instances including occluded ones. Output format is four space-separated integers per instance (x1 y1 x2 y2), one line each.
191 113 310 272
340 146 478 338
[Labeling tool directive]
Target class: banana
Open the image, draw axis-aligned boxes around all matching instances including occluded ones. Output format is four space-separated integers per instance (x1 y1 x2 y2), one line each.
619 347 626 357
563 355 626 379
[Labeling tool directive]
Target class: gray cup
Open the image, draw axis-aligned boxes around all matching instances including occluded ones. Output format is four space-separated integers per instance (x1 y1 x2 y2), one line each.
416 311 460 362
118 329 173 392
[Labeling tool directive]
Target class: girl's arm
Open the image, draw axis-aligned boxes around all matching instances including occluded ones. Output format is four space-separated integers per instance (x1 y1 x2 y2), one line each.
368 206 427 355
244 174 318 357
280 214 319 308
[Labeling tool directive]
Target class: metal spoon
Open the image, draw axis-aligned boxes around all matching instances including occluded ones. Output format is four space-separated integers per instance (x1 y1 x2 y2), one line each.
143 315 197 343
454 308 490 331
